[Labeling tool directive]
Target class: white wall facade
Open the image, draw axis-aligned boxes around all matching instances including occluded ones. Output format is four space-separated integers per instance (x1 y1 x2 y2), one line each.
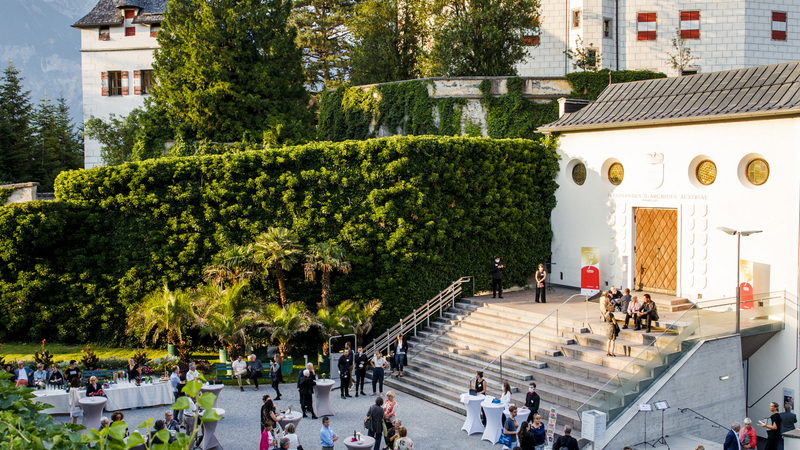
517 0 800 77
550 117 800 302
80 21 158 168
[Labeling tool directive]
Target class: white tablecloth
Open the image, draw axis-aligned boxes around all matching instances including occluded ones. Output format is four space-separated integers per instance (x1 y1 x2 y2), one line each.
33 382 173 414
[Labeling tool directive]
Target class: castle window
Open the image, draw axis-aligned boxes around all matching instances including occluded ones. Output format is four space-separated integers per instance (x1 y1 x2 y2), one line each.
773 12 787 41
637 13 657 41
696 160 716 185
125 9 136 36
150 23 160 38
604 19 612 39
141 70 154 95
608 162 624 185
99 26 110 41
572 9 581 29
746 159 769 186
108 71 122 96
680 11 700 39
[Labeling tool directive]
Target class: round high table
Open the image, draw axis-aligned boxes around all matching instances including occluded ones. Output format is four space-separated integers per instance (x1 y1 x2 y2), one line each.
79 397 107 431
343 436 375 450
199 407 225 450
480 400 506 444
200 384 224 408
509 406 531 424
460 393 486 435
277 411 303 432
314 379 335 417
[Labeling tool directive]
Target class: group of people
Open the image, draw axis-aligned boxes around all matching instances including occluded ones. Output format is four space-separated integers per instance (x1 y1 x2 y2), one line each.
363 391 414 450
600 288 660 357
4 359 83 388
336 338 409 400
724 403 797 450
231 353 270 393
490 258 548 304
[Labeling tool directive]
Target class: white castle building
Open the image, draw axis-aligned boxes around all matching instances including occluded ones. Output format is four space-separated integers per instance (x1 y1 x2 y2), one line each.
73 0 165 168
519 0 800 77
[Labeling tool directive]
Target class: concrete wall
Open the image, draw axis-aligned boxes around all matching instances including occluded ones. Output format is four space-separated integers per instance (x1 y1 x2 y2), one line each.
1 182 39 206
79 23 158 168
599 336 746 449
550 116 800 301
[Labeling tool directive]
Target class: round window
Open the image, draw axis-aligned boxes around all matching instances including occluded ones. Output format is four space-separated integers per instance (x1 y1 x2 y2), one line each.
746 159 769 186
696 160 717 186
572 163 586 186
608 162 624 186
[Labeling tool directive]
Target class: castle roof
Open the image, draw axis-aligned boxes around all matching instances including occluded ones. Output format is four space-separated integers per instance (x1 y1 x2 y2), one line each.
72 0 166 28
538 61 800 134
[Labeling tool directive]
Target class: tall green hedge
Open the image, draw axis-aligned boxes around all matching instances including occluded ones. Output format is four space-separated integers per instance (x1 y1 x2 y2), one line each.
0 136 559 343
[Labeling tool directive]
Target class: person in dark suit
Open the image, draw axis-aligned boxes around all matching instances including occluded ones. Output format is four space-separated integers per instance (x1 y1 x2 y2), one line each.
344 342 354 396
298 367 318 419
553 425 579 450
491 256 505 299
724 422 742 450
393 334 409 378
338 353 350 399
525 382 540 416
367 396 385 450
636 294 659 332
354 346 369 397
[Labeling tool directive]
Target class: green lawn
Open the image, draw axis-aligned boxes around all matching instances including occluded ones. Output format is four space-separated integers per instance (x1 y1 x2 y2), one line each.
0 342 217 364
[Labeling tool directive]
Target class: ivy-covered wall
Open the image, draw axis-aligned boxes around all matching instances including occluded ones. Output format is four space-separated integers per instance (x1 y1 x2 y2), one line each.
318 70 667 141
0 136 559 343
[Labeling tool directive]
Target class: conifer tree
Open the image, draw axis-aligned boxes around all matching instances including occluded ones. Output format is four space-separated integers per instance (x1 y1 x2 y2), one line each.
292 0 356 93
0 62 35 183
349 0 424 85
153 0 313 143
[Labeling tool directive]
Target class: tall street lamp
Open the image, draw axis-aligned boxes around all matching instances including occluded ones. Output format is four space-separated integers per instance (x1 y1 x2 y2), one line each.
717 227 762 334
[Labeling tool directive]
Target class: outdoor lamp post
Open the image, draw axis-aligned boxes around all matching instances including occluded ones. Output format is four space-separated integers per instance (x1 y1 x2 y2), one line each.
717 227 762 334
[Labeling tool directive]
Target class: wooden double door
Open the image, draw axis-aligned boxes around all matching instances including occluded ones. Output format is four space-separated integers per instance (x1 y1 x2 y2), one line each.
634 208 678 294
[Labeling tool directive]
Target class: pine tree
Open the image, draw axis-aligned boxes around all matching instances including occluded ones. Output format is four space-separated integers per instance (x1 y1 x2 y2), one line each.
54 96 84 173
429 0 541 76
30 95 83 191
153 0 313 143
0 62 35 183
349 0 424 85
292 0 356 93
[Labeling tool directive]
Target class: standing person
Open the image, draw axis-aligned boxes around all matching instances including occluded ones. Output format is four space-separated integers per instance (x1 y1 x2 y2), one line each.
740 418 757 450
525 382 540 416
354 346 368 397
620 289 632 314
371 351 388 395
761 402 783 450
500 381 512 404
65 360 81 385
517 421 533 450
270 354 284 400
624 295 640 329
68 378 82 424
232 355 248 392
394 427 415 450
319 416 338 450
636 294 659 332
367 397 385 450
531 414 547 450
14 361 33 387
170 366 183 422
502 405 520 450
344 342 355 395
725 423 742 450
552 425 579 450
383 391 399 429
298 368 318 419
534 264 547 303
780 403 797 450
260 395 274 431
598 292 612 322
394 334 408 378
248 354 264 391
491 256 505 299
127 358 141 383
183 393 198 438
338 352 351 399
282 423 299 449
260 422 273 450
606 312 619 357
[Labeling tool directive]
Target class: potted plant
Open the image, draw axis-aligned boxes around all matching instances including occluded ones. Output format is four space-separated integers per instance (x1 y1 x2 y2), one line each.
259 302 312 373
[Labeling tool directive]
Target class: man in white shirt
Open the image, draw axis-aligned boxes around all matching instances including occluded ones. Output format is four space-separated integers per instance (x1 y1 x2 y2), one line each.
169 366 183 421
232 355 248 392
15 361 33 387
186 362 200 383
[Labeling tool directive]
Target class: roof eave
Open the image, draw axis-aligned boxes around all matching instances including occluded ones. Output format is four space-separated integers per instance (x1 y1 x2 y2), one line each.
537 108 800 135
72 19 125 28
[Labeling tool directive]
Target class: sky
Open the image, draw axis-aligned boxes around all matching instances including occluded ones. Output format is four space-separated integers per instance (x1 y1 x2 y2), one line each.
3 0 98 124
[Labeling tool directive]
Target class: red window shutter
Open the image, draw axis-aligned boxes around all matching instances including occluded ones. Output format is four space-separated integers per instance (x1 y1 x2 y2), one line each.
125 10 135 19
101 71 108 96
126 27 136 36
638 13 657 41
773 12 787 40
121 71 129 95
523 35 540 46
133 70 141 95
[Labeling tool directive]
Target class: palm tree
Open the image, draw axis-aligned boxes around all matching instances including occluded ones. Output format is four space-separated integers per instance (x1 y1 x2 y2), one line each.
304 242 352 309
258 302 313 358
203 243 257 286
315 301 353 355
127 284 193 347
193 281 260 352
342 300 382 342
254 227 303 307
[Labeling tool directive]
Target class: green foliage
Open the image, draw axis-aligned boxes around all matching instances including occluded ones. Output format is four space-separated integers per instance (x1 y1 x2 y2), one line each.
33 340 54 369
349 0 425 85
565 69 667 100
0 187 14 205
83 101 171 167
667 28 699 73
292 0 355 93
0 62 35 184
154 0 313 143
81 345 99 370
564 36 601 72
479 78 559 140
429 0 541 76
132 347 148 366
317 81 467 141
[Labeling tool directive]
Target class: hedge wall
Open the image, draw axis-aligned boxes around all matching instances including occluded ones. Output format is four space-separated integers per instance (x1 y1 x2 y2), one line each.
0 136 559 343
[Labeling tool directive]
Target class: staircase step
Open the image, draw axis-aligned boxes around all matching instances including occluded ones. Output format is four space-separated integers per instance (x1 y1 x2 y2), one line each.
428 332 563 358
464 304 590 334
457 315 577 346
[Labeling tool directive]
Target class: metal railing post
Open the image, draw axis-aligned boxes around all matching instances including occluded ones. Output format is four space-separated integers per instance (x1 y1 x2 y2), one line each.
500 355 503 382
413 311 417 337
528 332 531 360
556 309 559 336
427 301 430 328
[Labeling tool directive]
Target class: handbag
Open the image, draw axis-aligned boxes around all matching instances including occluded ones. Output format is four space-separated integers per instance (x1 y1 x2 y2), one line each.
364 414 372 431
498 432 513 447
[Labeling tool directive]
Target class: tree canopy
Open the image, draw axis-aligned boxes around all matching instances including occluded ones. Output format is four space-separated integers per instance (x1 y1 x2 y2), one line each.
292 0 355 93
153 0 313 143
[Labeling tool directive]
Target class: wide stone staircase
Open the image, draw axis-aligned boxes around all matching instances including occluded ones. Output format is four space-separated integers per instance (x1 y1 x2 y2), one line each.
367 296 678 433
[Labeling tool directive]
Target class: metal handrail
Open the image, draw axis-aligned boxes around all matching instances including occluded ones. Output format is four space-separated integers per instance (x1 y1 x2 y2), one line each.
364 276 474 358
678 407 727 429
481 293 588 380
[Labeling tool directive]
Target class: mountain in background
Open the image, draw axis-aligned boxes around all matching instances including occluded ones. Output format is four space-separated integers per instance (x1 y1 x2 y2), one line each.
3 0 98 124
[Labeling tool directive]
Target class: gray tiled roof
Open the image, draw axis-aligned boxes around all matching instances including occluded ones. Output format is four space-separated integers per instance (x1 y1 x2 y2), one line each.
538 62 800 133
73 0 167 28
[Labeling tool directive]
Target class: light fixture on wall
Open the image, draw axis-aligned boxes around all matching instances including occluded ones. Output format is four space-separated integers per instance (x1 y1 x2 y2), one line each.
720 375 730 381
717 227 762 334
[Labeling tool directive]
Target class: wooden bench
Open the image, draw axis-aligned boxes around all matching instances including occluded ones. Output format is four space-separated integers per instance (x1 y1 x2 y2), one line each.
214 363 270 382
